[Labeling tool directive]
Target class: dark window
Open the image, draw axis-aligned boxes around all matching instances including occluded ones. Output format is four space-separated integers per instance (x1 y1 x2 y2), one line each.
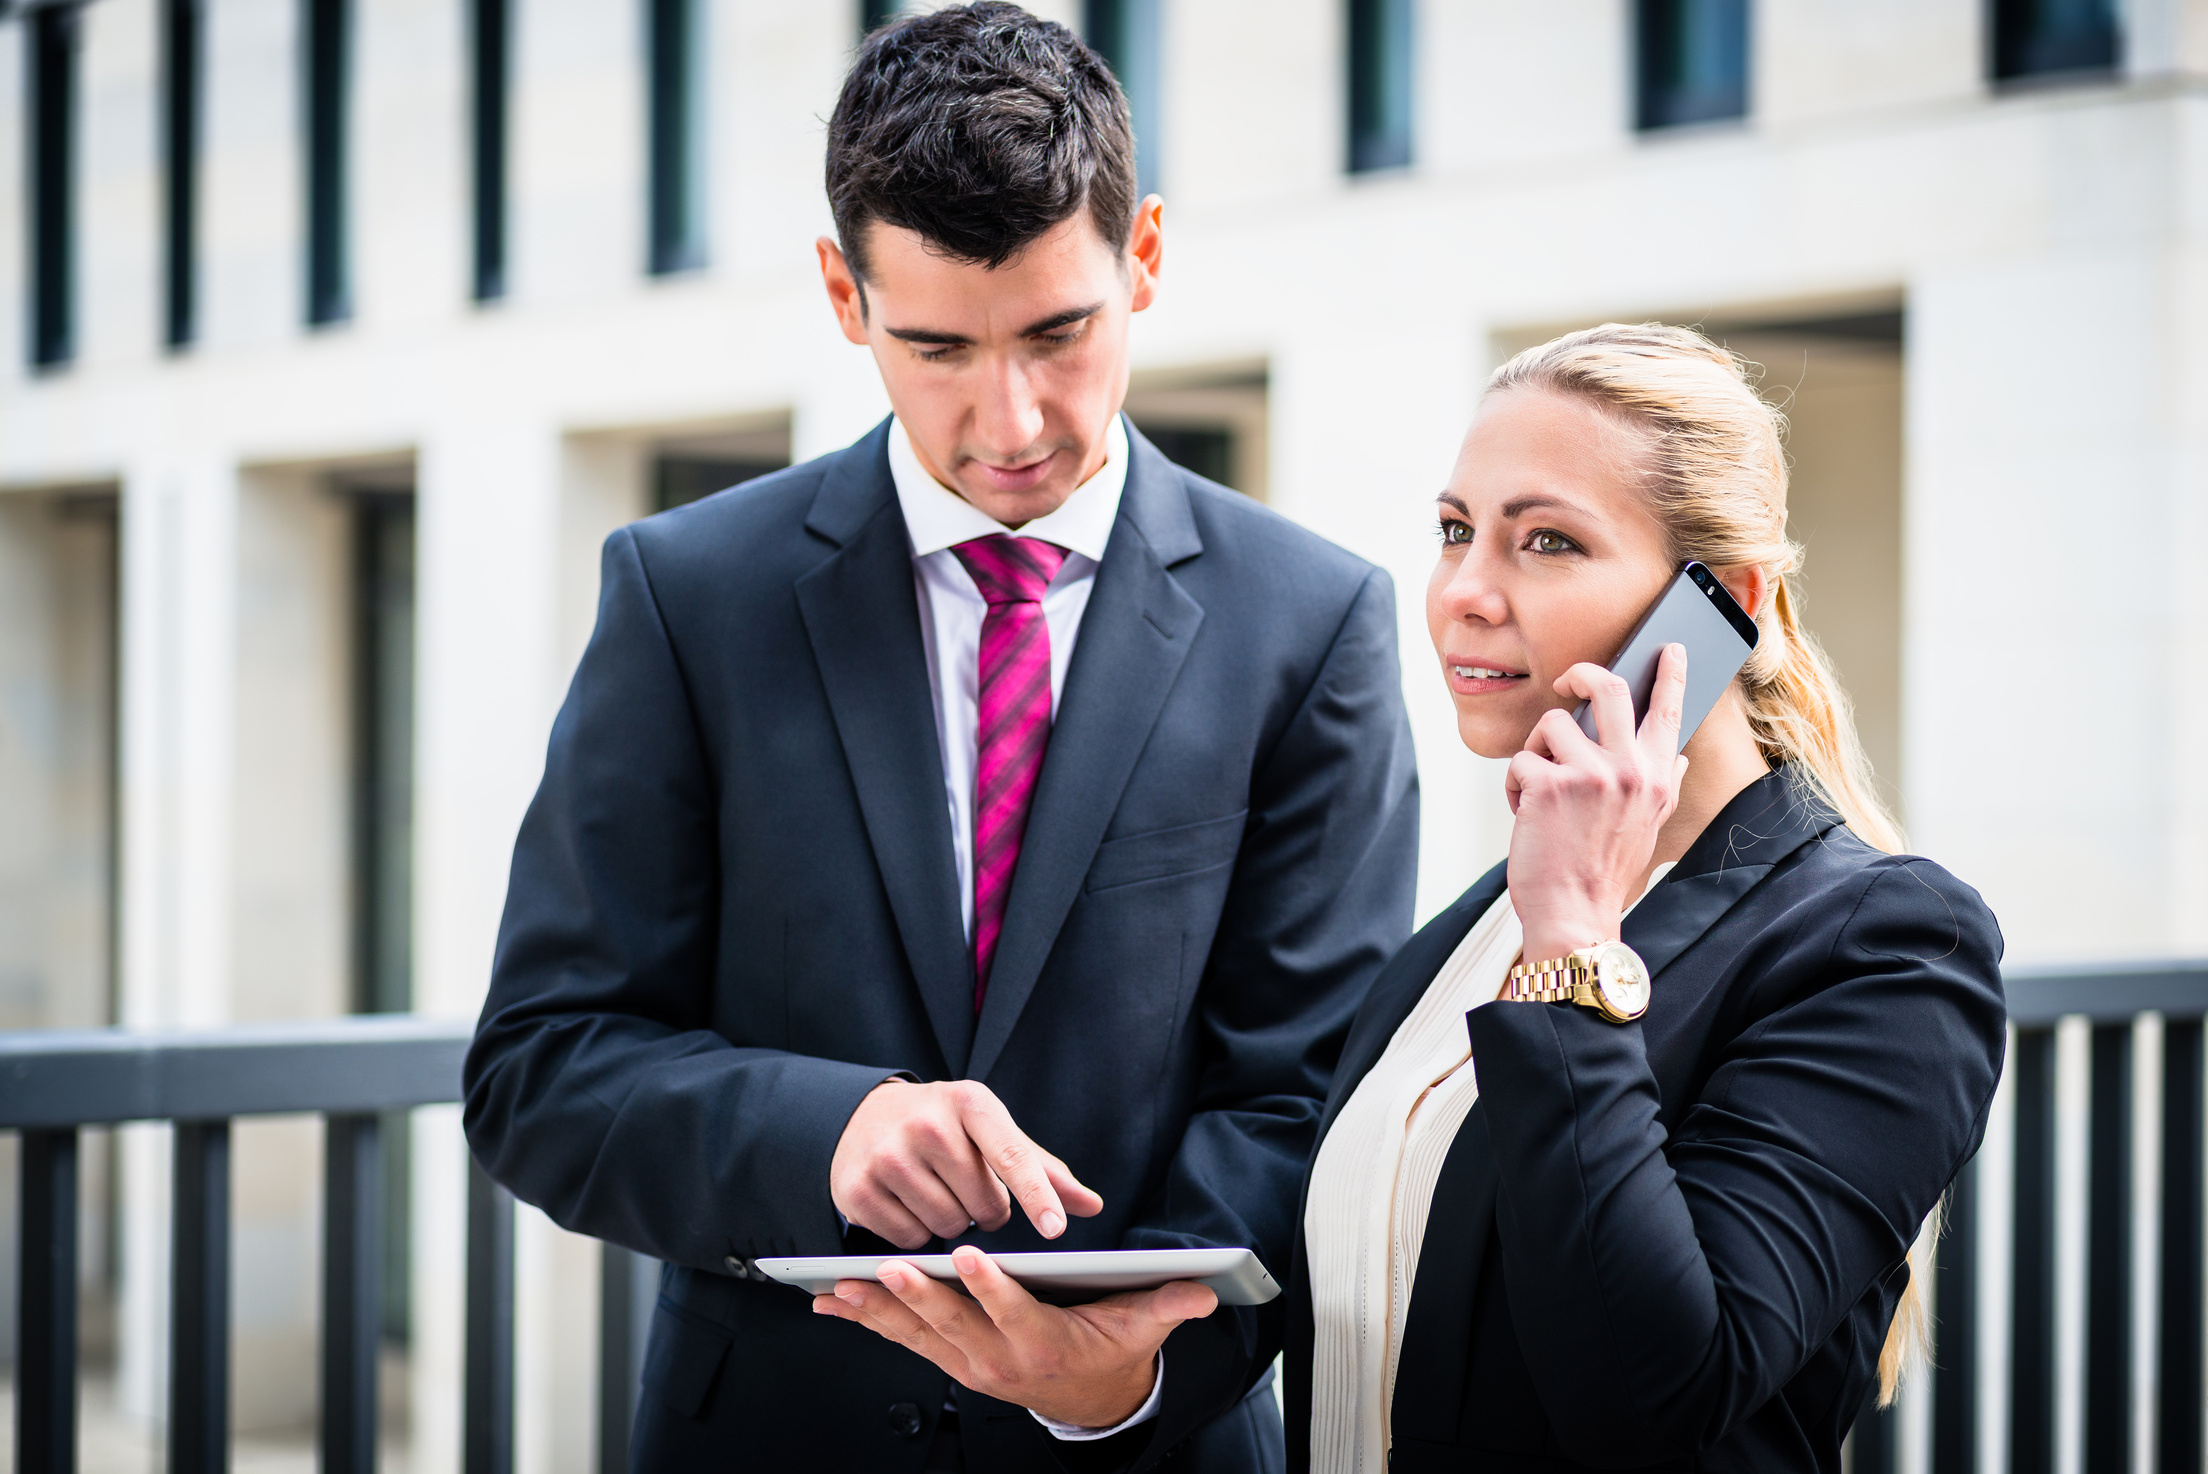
1991 0 2119 81
350 490 413 1336
28 2 79 369
859 0 901 38
647 0 707 275
1635 0 1749 131
1084 0 1161 198
470 0 511 301
304 0 352 325
655 457 783 513
1133 425 1232 488
1346 0 1413 173
162 0 203 348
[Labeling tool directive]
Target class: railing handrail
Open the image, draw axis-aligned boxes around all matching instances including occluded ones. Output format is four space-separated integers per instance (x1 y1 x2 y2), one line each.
0 1014 471 1129
2002 958 2208 1025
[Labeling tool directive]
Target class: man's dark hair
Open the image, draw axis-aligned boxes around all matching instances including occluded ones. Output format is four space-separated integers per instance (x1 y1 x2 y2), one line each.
827 3 1137 283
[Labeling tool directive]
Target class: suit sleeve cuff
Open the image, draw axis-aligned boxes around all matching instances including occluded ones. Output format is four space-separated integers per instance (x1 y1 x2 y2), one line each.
1032 1353 1164 1440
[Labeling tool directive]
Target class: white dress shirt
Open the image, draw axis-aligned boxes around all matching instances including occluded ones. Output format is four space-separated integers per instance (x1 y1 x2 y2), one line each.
889 414 1127 941
888 414 1163 1441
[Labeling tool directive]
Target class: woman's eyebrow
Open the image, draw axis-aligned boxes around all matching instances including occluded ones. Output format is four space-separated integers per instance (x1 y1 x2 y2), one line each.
1436 493 1471 515
1499 493 1591 520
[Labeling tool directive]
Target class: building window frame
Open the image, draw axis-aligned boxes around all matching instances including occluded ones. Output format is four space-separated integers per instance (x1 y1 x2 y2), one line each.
646 0 708 277
1989 0 2121 84
162 0 203 349
27 1 80 370
303 0 353 326
1084 0 1161 200
1345 0 1413 175
469 0 512 301
1634 0 1751 133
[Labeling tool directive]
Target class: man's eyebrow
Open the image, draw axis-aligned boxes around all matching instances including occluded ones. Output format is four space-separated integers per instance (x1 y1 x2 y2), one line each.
884 325 971 346
1020 302 1104 337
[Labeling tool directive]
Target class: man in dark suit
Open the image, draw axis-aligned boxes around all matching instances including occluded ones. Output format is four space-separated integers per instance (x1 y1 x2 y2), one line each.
462 6 1417 1470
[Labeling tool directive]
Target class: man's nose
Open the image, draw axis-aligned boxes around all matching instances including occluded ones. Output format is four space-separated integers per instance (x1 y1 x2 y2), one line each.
971 357 1046 460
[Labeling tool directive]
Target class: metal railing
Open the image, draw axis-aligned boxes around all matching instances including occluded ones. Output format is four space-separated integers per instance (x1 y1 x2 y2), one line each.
1851 961 2208 1474
9 964 2208 1473
0 1015 657 1474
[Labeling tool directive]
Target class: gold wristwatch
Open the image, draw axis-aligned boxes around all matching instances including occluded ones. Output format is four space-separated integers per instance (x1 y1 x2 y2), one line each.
1505 941 1652 1023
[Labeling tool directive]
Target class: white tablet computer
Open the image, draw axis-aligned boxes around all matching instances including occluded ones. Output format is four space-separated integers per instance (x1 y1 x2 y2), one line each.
755 1247 1281 1306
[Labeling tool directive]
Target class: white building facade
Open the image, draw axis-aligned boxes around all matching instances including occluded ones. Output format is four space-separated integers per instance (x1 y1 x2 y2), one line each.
1 0 2204 1469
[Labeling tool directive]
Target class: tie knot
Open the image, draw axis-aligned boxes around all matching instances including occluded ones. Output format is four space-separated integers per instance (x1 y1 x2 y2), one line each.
953 535 1066 606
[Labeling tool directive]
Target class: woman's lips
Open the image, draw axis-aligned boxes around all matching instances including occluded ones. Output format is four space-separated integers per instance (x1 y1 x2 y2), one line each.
1444 660 1529 695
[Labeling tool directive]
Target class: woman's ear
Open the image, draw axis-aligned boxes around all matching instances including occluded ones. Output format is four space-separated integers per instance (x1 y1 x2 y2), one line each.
1719 564 1769 621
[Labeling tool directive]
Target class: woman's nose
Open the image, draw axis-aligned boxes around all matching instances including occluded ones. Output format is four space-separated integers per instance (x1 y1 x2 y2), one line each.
1437 558 1508 624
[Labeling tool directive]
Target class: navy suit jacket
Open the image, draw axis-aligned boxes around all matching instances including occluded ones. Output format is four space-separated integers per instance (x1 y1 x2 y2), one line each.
465 420 1420 1471
1284 771 2007 1473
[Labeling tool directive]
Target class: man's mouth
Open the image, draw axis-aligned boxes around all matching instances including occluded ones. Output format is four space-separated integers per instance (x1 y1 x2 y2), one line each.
968 453 1058 495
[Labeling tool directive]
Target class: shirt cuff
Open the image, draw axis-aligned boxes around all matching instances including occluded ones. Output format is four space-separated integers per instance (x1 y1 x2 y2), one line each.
1031 1352 1164 1441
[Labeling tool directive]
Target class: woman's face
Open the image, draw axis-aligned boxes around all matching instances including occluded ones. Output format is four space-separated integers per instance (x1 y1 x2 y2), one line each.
1426 388 1677 760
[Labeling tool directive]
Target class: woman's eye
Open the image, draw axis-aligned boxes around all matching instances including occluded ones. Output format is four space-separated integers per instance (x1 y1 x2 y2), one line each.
1437 519 1472 547
1527 529 1579 554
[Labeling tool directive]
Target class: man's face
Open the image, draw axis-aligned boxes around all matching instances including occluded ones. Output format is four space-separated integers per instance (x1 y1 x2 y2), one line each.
818 201 1163 528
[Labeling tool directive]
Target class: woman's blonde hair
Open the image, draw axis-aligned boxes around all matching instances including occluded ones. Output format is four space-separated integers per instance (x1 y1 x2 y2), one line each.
1486 322 1930 1405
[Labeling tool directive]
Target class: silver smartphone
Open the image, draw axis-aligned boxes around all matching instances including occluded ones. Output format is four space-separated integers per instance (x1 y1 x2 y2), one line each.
1572 561 1760 746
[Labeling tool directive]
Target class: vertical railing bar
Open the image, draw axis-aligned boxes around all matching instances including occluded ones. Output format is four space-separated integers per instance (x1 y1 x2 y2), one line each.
322 1113 383 1474
598 1243 637 1474
2159 1018 2204 1473
596 1243 661 1474
464 1154 516 1474
2087 1021 2133 1468
2013 1026 2056 1474
170 1118 232 1474
17 1128 80 1474
1933 1155 1977 1474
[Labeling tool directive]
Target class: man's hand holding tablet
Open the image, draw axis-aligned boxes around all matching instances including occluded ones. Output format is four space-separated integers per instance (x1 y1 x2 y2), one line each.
810 1244 1217 1430
830 1078 1103 1245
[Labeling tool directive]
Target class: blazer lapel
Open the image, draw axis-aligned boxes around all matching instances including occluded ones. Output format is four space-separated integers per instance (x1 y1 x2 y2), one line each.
1623 768 1845 983
794 426 977 1076
966 429 1204 1084
1314 866 1506 1150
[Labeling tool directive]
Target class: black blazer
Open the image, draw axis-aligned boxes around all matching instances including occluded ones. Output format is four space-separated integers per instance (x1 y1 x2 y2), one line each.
1284 770 2006 1473
464 420 1420 1472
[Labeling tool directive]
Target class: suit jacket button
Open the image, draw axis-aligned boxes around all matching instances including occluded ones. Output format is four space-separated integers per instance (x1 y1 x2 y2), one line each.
725 1256 746 1276
888 1403 924 1439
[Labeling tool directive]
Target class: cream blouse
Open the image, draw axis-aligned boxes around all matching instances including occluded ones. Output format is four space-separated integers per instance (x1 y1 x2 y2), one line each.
1303 868 1674 1473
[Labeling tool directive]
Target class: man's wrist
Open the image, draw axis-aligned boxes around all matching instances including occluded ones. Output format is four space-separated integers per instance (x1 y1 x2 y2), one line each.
1032 1351 1164 1440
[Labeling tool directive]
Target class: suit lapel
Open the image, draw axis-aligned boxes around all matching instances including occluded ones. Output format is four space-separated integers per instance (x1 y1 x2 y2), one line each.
794 426 977 1076
1623 769 1844 982
966 429 1205 1084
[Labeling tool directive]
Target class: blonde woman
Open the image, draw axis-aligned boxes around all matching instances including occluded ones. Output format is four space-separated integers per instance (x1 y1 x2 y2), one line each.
1285 325 2006 1474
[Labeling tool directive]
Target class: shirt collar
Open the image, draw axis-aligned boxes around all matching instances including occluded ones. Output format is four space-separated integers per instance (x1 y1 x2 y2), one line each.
889 414 1127 564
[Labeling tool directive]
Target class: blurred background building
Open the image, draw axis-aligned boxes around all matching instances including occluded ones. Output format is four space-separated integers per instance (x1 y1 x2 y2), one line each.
0 0 2201 1470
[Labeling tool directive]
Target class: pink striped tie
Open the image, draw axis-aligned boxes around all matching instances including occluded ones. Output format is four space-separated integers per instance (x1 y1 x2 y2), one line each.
952 535 1068 1012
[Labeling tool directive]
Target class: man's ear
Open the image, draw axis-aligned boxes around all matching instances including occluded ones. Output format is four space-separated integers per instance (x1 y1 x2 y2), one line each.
1127 196 1164 314
817 236 871 345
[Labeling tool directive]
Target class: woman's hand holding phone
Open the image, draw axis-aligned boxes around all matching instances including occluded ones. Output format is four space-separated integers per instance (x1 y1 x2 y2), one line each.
1505 644 1690 975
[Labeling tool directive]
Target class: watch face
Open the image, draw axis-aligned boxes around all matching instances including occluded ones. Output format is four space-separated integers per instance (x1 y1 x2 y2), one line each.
1591 942 1651 1020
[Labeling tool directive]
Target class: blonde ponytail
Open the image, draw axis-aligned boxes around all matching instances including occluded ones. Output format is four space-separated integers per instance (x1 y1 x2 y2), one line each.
1487 322 1925 1405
